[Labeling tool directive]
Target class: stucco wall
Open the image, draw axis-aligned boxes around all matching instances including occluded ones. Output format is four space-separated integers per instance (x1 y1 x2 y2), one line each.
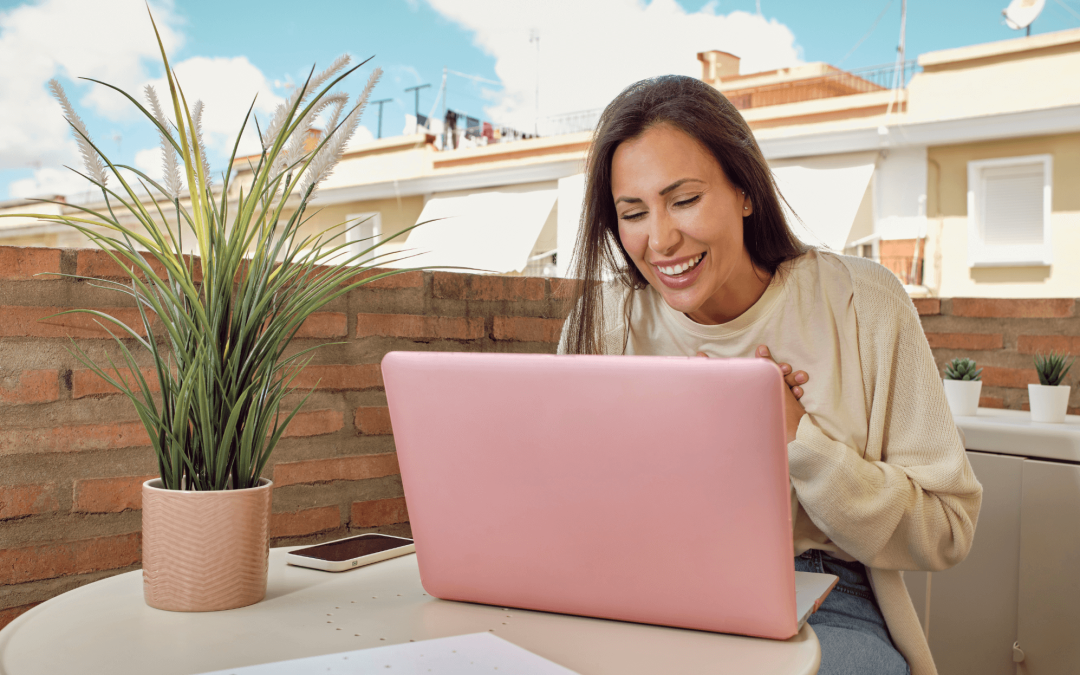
928 132 1080 298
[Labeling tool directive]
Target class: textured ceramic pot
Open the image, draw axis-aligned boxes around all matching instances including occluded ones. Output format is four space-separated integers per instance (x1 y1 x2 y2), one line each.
142 478 272 612
943 379 982 417
1028 384 1071 424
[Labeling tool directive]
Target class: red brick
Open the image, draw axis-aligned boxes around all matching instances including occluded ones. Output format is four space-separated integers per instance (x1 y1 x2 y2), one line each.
355 407 392 435
355 314 484 340
979 396 1005 409
952 298 1074 319
0 306 155 338
492 316 564 343
433 273 545 302
343 268 424 290
72 475 157 513
0 533 141 585
351 497 409 527
76 249 203 283
0 421 150 455
271 506 340 538
912 298 941 316
0 370 60 404
0 247 61 281
0 484 59 519
290 364 383 391
295 312 347 338
550 278 583 300
272 453 400 487
71 367 160 399
0 603 41 631
980 365 1040 389
279 410 344 438
1016 335 1080 355
924 333 1004 351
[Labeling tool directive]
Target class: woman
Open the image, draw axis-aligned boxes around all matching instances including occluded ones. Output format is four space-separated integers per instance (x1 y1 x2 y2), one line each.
558 75 982 675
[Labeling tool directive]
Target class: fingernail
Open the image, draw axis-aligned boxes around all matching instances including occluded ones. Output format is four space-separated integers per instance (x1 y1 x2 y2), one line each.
781 364 791 373
793 387 802 397
757 346 768 356
795 373 806 383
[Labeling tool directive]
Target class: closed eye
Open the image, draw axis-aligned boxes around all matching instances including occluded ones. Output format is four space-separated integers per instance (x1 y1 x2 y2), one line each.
675 195 701 208
620 211 647 221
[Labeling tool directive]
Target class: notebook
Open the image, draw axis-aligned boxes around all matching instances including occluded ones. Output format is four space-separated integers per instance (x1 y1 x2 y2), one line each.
381 351 837 640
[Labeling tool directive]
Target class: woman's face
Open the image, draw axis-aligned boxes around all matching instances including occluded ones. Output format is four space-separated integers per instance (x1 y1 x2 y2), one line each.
611 123 757 325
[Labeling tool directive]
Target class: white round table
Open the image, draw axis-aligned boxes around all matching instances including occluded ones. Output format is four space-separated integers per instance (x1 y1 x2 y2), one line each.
0 547 819 674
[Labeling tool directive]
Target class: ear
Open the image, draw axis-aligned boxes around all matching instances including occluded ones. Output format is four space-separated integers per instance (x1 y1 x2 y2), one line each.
740 190 753 217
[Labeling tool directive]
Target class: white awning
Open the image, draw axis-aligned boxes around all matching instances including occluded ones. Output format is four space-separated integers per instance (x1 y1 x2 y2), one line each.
391 189 557 273
769 153 876 252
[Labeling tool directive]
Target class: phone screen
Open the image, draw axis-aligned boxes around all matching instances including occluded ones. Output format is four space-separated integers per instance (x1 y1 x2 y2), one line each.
292 535 413 562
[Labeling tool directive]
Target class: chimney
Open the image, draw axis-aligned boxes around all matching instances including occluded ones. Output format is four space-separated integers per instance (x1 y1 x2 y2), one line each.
697 51 741 85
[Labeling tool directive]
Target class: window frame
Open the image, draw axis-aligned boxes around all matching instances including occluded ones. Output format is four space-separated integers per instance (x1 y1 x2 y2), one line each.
345 212 382 265
966 154 1053 268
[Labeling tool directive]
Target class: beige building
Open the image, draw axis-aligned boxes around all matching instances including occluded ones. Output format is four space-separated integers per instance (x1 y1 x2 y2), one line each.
4 28 1078 297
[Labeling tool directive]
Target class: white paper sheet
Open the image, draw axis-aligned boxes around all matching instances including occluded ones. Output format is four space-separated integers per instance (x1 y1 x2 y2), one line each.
195 632 579 675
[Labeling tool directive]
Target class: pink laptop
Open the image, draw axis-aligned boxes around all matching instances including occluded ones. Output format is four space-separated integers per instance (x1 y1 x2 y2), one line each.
381 352 837 640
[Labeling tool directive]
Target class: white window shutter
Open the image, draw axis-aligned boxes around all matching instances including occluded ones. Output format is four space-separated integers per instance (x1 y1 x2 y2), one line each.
981 163 1044 246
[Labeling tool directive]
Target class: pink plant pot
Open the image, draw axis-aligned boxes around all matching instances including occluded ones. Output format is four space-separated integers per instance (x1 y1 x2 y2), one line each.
142 478 272 612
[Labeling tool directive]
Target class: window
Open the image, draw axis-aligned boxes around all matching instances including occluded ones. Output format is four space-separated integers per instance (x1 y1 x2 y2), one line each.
346 212 382 265
967 154 1052 267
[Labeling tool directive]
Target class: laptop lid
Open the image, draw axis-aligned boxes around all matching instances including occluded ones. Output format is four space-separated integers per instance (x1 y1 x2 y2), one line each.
383 351 829 640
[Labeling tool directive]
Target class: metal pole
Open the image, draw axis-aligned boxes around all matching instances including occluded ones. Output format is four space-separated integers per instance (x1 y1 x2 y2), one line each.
404 84 431 133
372 99 392 139
530 30 540 136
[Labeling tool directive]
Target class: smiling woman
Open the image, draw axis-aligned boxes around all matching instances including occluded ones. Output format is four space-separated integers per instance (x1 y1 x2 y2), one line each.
558 75 982 675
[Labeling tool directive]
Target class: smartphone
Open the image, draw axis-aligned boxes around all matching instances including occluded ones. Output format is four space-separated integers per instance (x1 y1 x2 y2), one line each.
285 533 416 572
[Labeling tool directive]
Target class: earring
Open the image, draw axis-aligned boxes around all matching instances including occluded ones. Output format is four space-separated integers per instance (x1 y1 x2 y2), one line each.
744 206 749 210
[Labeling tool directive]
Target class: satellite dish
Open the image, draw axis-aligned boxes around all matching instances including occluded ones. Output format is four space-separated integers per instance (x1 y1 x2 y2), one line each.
1002 0 1045 30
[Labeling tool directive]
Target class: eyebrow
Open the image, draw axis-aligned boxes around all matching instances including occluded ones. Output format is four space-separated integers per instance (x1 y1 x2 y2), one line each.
614 178 704 205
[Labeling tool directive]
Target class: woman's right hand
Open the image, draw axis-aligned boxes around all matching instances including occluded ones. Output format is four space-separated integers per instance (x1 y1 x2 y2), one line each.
694 350 809 399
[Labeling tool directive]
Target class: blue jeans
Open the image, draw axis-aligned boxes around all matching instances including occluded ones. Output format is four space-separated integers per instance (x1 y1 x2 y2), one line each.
795 549 910 675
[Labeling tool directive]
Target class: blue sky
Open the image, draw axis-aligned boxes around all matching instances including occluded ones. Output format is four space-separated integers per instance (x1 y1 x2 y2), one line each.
1 0 1077 201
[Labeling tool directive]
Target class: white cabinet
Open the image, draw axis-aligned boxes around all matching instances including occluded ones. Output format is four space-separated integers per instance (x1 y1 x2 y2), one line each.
904 432 1080 675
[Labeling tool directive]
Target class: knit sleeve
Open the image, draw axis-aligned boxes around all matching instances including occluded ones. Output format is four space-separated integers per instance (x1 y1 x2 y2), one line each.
788 259 983 572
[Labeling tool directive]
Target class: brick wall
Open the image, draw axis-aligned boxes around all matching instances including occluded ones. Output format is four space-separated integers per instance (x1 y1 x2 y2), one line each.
1 244 1077 629
0 246 573 629
915 297 1080 413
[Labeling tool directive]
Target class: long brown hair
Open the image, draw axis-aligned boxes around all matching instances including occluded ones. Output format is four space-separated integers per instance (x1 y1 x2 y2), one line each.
562 75 808 354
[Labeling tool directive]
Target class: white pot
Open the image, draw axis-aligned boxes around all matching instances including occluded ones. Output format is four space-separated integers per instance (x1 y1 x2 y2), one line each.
943 379 982 417
1028 384 1071 424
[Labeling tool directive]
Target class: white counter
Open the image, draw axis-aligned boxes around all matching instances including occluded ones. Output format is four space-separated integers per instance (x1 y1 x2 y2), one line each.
954 408 1080 463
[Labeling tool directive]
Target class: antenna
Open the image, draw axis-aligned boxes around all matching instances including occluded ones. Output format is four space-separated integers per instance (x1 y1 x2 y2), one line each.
530 28 540 136
405 84 431 133
1002 0 1045 36
372 99 392 139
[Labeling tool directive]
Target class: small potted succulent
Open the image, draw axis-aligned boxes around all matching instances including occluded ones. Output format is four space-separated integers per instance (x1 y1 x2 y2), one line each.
943 357 983 416
1029 351 1074 423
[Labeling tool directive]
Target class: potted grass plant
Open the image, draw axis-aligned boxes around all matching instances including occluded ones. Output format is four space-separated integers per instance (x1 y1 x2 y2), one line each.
943 357 982 417
1029 350 1075 424
6 14 419 612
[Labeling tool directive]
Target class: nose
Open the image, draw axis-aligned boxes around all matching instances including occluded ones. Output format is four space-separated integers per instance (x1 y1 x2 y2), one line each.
649 210 681 257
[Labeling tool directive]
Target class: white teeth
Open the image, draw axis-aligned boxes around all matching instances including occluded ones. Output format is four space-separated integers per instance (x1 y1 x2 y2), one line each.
658 253 703 276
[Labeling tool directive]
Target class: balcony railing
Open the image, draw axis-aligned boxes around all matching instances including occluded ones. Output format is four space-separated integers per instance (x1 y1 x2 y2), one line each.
878 255 924 286
723 60 921 110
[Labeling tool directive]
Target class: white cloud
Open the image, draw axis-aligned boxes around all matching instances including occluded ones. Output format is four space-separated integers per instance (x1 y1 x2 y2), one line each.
0 0 183 172
134 147 161 176
425 0 802 130
9 166 100 200
143 55 284 162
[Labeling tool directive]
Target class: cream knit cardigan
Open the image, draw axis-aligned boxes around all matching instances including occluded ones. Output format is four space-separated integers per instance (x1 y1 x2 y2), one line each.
559 254 983 675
